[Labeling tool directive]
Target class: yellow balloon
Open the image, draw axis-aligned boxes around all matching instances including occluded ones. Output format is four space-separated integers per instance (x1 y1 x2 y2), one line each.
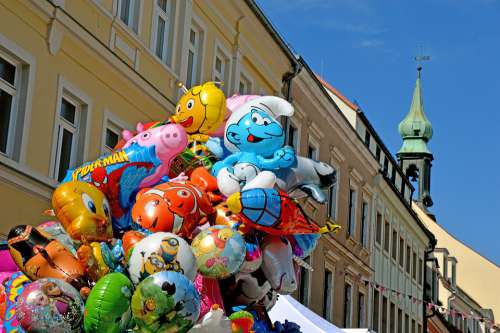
172 82 226 139
52 181 113 242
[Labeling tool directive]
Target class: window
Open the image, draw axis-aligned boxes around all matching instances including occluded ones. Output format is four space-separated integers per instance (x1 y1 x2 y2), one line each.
391 167 397 183
451 259 457 288
372 290 380 331
328 169 338 219
406 245 411 274
381 296 388 333
399 237 405 267
238 72 252 95
418 258 423 285
412 319 416 333
418 323 422 333
383 157 389 175
390 302 395 333
360 201 369 248
53 95 81 181
213 45 230 94
152 0 173 66
0 54 18 156
405 314 409 333
323 269 333 321
364 130 370 147
0 47 32 160
119 0 140 33
186 22 203 88
102 120 122 155
308 144 318 160
343 283 352 327
384 220 390 252
357 292 365 328
375 212 382 244
348 189 357 236
285 119 298 149
298 256 310 306
392 229 398 260
412 251 417 280
397 308 403 333
375 145 381 161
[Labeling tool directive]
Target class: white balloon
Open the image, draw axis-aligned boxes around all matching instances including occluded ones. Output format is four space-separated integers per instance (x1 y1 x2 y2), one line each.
128 232 197 285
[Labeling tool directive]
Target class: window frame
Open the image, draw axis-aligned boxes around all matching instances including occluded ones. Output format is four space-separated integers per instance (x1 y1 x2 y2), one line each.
347 186 357 237
383 218 390 253
360 200 370 248
212 41 231 95
327 161 339 221
50 76 91 182
100 110 132 155
308 138 319 160
0 33 36 163
399 237 405 268
185 16 205 89
375 211 382 245
323 268 334 322
238 67 253 95
391 228 398 261
150 0 175 67
117 0 142 34
343 282 353 328
0 52 19 158
357 291 366 328
298 255 312 306
284 117 300 151
372 289 380 332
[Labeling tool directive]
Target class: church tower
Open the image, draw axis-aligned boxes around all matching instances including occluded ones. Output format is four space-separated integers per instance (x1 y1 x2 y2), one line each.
397 67 434 208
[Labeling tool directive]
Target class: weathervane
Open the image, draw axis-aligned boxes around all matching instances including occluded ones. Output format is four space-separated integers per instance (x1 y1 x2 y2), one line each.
414 45 431 71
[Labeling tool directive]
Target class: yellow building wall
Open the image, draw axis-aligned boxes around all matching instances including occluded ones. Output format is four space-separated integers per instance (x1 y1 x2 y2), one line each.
414 204 500 319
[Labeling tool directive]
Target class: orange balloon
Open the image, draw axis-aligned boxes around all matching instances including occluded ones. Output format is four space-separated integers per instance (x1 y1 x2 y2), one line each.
122 230 145 261
8 225 87 290
52 181 113 242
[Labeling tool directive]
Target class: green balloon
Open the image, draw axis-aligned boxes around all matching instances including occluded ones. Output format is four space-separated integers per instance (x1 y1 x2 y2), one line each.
84 272 134 333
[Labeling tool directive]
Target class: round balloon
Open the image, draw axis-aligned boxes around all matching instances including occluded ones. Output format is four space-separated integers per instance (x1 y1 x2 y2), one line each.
16 278 84 333
131 271 200 333
2 271 30 332
191 226 245 279
37 221 77 255
128 232 196 285
84 273 133 333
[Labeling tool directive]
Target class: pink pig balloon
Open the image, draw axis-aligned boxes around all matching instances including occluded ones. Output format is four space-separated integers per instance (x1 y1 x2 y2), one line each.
122 123 188 187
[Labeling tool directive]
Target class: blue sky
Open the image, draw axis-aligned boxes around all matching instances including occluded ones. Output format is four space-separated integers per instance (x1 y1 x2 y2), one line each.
257 0 500 264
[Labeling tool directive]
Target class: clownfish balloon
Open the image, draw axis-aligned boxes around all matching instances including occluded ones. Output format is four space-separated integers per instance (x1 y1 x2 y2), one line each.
51 181 113 242
171 82 226 142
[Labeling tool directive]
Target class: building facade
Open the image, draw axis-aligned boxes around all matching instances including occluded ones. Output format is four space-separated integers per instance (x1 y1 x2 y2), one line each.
320 72 436 333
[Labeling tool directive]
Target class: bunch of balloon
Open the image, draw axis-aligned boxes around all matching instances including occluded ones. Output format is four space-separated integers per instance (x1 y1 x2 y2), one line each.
0 81 340 333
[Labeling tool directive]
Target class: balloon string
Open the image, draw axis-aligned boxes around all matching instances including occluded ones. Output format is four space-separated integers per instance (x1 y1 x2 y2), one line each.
293 256 314 272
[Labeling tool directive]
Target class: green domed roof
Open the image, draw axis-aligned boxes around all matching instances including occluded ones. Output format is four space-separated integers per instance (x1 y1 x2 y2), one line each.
398 68 433 154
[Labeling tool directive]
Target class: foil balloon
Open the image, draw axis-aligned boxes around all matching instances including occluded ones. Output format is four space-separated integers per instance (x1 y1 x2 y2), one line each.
275 156 336 204
213 202 250 234
288 234 320 259
212 95 296 197
62 123 188 232
131 271 200 333
226 188 320 235
190 166 223 204
191 226 245 279
37 221 77 255
16 278 84 333
84 272 133 333
260 236 297 294
77 242 112 282
128 232 196 285
122 230 146 261
0 242 18 273
171 82 226 142
188 304 231 333
193 274 225 319
2 271 30 332
239 235 262 274
8 225 87 291
131 181 213 238
228 310 254 333
227 271 273 310
52 181 113 242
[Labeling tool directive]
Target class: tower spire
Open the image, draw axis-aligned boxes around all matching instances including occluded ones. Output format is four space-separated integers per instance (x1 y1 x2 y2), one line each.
397 67 434 208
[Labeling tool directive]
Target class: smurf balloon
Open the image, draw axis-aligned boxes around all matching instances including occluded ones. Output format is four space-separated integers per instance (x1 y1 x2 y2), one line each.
212 96 296 196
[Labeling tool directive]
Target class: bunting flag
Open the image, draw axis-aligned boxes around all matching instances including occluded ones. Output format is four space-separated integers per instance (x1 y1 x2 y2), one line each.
333 270 499 329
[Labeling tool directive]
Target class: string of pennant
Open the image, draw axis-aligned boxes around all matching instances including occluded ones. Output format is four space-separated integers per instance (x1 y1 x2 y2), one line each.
335 270 499 329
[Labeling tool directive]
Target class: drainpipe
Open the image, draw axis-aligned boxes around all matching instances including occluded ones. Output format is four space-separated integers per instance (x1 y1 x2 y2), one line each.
423 237 437 333
282 55 302 102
